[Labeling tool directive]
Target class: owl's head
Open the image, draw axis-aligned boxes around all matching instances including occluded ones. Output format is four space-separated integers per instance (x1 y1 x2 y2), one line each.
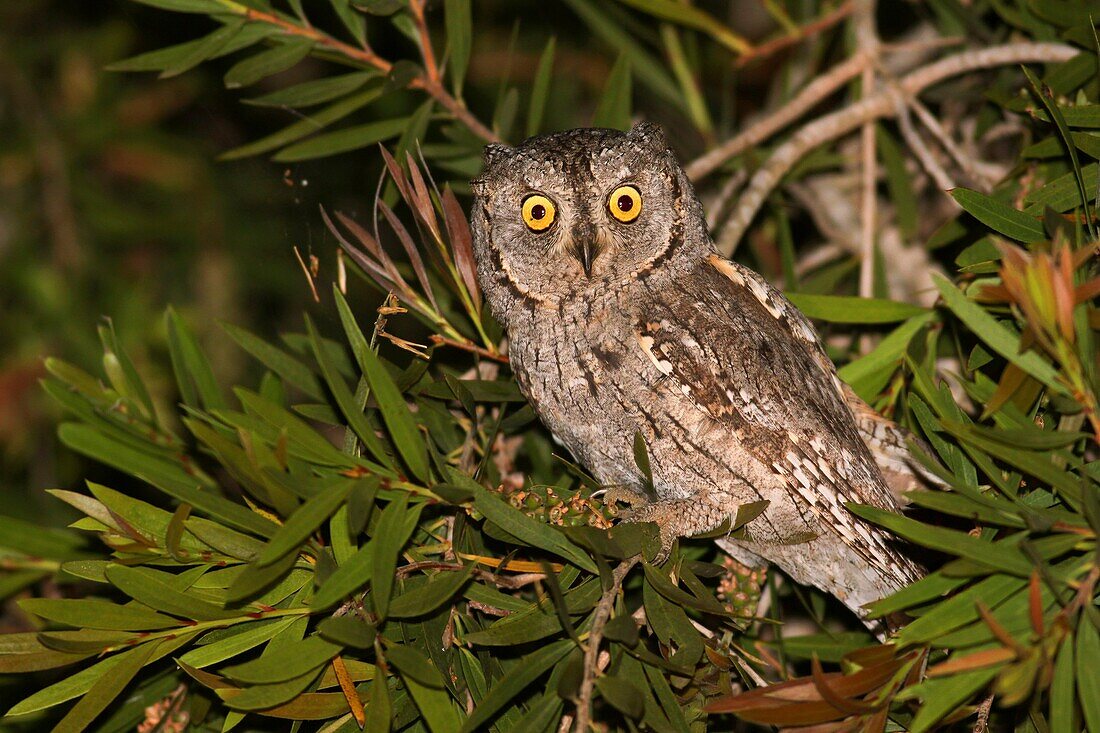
470 123 708 318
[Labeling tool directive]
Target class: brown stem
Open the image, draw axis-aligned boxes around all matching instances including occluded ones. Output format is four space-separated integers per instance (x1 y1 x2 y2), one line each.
573 558 638 733
409 0 440 84
735 1 855 69
715 42 1078 255
235 6 500 143
429 334 509 363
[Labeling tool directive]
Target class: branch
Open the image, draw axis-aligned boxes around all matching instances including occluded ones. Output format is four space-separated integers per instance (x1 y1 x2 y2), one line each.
715 42 1078 255
734 1 855 69
855 0 879 306
573 557 638 733
685 53 869 181
216 1 500 143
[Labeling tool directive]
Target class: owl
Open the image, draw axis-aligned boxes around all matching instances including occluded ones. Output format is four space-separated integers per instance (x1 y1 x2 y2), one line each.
469 123 926 627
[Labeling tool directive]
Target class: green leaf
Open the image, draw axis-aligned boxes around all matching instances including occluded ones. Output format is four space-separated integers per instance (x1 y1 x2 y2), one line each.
1022 66 1095 238
57 424 274 538
592 52 632 130
785 293 927 323
561 0 679 105
4 632 194 717
908 668 1000 733
130 0 223 12
933 275 1067 395
596 675 644 720
527 37 556 137
355 339 431 482
458 640 572 732
105 565 236 621
388 564 475 618
1050 632 1075 733
390 647 462 733
166 307 226 411
106 22 272 72
220 86 384 160
951 188 1046 242
50 640 160 733
222 322 325 401
774 631 874 662
178 617 298 668
466 476 596 573
371 494 423 619
256 480 353 567
224 39 314 89
244 71 377 107
18 599 176 632
1024 162 1099 213
312 540 373 611
317 615 377 648
615 0 749 54
1078 614 1100 732
159 20 245 79
839 313 934 399
223 635 341 685
444 0 471 97
273 116 408 162
847 504 1033 576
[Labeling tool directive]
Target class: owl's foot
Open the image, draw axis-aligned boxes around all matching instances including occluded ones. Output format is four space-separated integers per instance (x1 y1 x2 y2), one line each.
616 497 733 563
596 485 652 515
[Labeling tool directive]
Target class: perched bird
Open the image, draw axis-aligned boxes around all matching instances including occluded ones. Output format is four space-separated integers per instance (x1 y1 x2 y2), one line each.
470 123 925 627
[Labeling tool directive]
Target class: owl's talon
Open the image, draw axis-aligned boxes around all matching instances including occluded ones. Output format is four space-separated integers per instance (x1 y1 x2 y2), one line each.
599 486 651 513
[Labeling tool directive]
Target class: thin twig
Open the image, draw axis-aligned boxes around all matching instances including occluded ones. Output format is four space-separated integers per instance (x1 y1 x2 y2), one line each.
429 334 509 363
735 1 855 69
715 42 1077 254
893 90 955 192
686 53 869 181
408 0 440 84
573 557 638 733
213 1 499 143
855 0 879 310
908 96 996 190
973 693 994 733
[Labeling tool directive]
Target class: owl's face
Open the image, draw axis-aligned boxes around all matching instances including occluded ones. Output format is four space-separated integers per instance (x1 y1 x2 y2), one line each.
471 123 706 314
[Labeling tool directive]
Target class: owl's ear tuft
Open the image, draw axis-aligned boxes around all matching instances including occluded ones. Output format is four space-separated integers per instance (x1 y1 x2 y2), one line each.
482 143 515 170
628 121 668 151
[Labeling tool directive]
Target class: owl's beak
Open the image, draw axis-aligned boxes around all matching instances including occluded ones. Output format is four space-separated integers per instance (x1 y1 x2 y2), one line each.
579 242 596 278
569 222 599 278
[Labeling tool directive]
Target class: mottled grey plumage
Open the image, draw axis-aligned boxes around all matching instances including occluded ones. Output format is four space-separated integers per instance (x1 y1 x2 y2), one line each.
470 123 924 625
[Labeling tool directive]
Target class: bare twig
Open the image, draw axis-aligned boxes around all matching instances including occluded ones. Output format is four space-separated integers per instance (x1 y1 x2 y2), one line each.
686 53 869 181
893 91 956 192
715 42 1077 255
212 0 499 143
429 334 508 363
573 557 638 733
734 1 855 69
855 0 879 307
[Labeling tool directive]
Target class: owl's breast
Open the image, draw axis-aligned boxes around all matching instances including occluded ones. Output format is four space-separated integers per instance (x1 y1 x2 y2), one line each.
506 302 651 490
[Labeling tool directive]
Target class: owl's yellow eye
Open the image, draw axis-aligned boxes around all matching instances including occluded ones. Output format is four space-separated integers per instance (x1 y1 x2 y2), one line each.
608 185 642 223
522 194 556 231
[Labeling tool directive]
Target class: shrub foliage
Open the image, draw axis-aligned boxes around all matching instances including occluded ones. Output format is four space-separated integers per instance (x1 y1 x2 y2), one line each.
1 1 1098 731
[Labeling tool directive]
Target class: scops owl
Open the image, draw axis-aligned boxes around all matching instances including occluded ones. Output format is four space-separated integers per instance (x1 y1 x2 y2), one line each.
470 123 926 626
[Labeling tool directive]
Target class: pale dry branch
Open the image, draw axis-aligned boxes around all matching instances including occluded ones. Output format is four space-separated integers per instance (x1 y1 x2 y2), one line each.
715 42 1077 255
686 53 869 181
855 0 879 306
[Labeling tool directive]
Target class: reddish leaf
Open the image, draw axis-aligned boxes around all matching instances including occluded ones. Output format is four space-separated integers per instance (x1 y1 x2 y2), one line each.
926 647 1016 677
442 186 481 311
378 201 438 311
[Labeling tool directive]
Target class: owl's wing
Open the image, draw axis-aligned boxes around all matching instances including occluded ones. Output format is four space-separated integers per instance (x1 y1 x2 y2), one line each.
635 254 920 583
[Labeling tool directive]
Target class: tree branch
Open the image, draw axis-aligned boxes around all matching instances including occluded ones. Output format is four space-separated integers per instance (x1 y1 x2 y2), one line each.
715 42 1077 255
573 557 638 733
